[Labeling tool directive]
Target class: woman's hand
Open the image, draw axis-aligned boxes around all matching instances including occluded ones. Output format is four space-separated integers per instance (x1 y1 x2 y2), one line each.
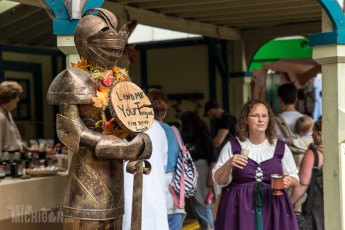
229 154 248 169
283 173 298 189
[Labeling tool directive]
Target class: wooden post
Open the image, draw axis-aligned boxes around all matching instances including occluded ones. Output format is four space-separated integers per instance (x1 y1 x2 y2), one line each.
130 161 143 230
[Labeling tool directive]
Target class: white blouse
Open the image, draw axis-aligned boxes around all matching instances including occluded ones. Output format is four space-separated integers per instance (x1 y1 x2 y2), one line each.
212 138 299 187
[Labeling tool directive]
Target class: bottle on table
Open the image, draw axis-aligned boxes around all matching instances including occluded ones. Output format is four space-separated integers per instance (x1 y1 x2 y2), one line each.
2 152 11 177
11 152 24 177
25 152 33 169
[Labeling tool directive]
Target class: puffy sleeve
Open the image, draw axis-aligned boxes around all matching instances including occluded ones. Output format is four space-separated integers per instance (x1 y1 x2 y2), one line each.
212 141 234 186
282 143 300 182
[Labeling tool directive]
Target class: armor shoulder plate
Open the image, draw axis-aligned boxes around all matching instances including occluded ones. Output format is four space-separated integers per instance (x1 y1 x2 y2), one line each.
56 114 82 153
47 67 96 105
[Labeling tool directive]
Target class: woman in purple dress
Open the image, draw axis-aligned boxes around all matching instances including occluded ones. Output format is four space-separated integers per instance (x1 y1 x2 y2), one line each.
212 99 299 230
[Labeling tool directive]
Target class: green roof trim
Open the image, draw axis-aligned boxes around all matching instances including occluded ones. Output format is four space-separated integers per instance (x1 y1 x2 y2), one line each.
249 38 313 71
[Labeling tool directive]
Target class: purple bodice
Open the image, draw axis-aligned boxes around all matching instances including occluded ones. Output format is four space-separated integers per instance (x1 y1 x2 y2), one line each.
215 139 298 230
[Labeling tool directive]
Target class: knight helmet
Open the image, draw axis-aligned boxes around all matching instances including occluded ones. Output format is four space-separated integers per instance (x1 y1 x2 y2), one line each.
74 8 128 69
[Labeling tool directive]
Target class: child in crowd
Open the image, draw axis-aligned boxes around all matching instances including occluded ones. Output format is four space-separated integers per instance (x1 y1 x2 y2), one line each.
291 115 314 214
292 115 314 168
295 115 314 139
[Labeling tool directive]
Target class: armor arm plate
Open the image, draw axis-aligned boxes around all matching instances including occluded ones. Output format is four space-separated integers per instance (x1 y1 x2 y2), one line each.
56 114 83 153
57 114 152 161
95 133 152 161
56 114 102 153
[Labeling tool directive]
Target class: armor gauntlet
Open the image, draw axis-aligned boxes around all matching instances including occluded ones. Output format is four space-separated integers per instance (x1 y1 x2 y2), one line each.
95 133 152 161
56 113 152 161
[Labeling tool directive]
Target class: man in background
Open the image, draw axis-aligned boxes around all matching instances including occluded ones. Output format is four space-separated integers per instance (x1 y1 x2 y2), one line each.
203 101 236 154
275 83 304 139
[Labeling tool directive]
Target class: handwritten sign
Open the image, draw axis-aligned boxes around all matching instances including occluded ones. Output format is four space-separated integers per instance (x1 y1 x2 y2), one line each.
109 82 154 132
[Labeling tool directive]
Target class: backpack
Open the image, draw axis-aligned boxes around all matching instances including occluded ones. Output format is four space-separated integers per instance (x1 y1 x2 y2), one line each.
274 115 313 168
169 126 198 208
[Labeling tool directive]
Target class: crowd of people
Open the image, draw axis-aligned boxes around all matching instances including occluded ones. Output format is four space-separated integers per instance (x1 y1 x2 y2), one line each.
179 111 218 230
132 83 323 230
1 6 324 229
2 79 323 230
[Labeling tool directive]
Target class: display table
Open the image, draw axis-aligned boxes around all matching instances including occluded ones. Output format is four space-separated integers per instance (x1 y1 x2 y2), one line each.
0 171 67 230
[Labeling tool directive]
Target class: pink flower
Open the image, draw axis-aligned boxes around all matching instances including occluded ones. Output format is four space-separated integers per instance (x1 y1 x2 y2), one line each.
102 76 112 87
104 118 115 128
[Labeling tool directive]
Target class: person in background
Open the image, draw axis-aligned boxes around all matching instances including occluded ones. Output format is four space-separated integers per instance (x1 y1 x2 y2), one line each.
290 119 324 230
276 83 303 140
295 115 314 139
122 117 169 230
0 81 31 157
147 89 186 230
212 99 299 230
203 100 236 154
287 115 314 214
180 111 218 230
292 115 314 168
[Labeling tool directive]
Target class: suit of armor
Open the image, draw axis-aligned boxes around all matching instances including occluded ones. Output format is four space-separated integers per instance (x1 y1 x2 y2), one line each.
47 8 152 229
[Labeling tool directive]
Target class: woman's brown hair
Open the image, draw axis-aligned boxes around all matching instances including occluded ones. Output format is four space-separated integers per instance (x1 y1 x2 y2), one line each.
236 99 276 144
146 89 169 121
0 81 23 105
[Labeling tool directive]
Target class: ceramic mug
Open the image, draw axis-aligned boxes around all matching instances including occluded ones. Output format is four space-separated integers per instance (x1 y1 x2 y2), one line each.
271 174 284 195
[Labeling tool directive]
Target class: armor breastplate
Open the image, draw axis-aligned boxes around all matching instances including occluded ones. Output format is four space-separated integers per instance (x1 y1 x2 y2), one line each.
62 147 124 220
79 104 103 132
79 104 131 138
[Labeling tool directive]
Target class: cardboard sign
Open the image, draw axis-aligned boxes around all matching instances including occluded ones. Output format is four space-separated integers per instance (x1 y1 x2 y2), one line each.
109 82 154 132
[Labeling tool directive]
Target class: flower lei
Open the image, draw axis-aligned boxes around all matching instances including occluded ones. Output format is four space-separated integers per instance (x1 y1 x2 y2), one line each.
71 58 129 128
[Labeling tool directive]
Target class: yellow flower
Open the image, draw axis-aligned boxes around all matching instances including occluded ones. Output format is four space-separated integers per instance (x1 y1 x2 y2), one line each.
79 58 88 70
92 90 109 108
113 67 129 82
71 58 88 70
113 66 120 75
99 87 110 94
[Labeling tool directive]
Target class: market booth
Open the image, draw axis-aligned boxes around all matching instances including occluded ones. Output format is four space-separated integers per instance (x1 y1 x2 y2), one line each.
0 172 67 230
0 147 69 230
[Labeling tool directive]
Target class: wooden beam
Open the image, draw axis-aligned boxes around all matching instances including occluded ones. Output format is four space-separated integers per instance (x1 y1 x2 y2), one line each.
129 0 230 10
223 21 319 30
159 1 319 14
1 10 49 38
8 0 45 8
127 0 310 10
0 4 41 29
103 1 241 40
10 0 241 40
193 11 320 23
218 19 320 28
242 22 321 40
18 21 52 43
114 0 161 4
174 4 320 18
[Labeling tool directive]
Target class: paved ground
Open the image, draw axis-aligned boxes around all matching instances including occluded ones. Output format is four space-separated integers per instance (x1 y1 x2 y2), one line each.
182 219 199 230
